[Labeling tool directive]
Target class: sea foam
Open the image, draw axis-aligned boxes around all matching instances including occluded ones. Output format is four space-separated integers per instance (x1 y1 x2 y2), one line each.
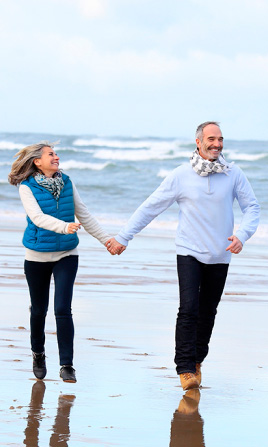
228 152 267 161
0 141 25 150
93 148 192 161
60 160 110 170
73 138 150 149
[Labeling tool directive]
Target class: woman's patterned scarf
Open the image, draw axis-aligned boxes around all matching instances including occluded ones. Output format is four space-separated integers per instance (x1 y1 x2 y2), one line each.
190 149 233 177
34 171 64 200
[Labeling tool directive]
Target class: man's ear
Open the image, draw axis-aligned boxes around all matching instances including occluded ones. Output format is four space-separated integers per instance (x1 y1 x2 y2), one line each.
196 138 201 150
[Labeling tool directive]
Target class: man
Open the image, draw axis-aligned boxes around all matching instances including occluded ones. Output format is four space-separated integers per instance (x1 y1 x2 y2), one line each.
106 122 260 390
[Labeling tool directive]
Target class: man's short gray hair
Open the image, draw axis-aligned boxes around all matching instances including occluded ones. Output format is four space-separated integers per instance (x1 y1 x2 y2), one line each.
195 121 221 141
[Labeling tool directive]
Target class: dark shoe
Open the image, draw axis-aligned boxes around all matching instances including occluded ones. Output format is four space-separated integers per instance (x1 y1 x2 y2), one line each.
60 366 76 383
33 352 47 380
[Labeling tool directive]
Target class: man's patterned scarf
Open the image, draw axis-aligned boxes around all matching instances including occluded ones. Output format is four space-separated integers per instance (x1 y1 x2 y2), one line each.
190 149 233 177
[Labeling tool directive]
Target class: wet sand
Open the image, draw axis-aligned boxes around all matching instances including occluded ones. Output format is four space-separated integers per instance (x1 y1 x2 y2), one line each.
0 218 267 446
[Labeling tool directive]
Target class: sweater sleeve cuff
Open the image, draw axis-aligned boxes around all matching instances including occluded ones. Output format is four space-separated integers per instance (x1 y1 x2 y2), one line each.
234 231 246 245
115 235 129 246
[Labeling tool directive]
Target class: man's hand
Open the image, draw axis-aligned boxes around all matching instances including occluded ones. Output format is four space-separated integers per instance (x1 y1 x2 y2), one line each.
105 237 126 255
226 235 243 254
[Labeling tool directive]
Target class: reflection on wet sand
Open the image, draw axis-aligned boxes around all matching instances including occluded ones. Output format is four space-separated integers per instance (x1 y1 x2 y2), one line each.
23 381 76 447
169 390 205 447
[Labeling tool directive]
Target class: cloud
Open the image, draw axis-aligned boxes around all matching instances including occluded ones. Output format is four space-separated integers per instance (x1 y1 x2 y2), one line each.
76 0 108 18
51 0 108 18
0 0 268 137
54 35 268 92
2 22 267 95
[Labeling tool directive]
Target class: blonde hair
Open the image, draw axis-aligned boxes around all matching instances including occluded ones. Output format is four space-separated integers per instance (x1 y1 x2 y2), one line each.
8 141 57 186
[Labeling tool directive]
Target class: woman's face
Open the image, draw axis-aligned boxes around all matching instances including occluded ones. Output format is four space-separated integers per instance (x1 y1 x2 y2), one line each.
34 146 60 177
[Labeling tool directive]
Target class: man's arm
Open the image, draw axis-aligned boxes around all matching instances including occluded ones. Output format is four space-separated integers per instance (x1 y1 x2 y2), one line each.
232 167 260 247
106 169 180 254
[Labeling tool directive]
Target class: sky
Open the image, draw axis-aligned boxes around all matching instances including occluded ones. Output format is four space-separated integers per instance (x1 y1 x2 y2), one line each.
0 0 268 140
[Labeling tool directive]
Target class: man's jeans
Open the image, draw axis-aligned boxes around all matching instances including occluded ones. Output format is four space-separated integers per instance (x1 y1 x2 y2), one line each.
175 255 229 374
24 255 78 366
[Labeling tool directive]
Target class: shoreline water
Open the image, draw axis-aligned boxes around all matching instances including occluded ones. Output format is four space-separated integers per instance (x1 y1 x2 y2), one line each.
1 133 268 225
0 216 267 446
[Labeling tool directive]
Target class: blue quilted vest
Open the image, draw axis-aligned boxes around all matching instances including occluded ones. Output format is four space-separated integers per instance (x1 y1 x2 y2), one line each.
21 173 79 252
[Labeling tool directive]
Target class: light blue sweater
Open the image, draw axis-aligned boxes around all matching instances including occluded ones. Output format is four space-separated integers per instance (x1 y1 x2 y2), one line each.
115 162 260 264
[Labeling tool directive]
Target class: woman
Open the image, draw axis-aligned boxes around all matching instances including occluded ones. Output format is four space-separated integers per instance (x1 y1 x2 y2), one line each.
9 141 111 383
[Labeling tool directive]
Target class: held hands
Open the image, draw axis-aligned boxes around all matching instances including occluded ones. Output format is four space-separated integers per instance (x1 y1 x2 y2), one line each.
105 237 126 255
67 222 81 234
226 235 243 254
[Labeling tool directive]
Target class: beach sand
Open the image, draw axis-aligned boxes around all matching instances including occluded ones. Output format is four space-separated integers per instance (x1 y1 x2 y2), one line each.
0 218 267 446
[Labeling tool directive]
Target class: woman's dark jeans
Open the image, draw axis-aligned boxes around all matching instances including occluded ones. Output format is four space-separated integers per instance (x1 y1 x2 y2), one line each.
175 255 229 374
24 255 78 366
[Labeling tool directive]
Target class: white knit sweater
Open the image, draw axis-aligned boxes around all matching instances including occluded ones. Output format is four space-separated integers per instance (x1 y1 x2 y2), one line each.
19 181 110 262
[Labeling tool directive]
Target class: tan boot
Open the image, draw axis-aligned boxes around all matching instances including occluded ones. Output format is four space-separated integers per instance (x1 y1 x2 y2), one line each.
180 372 199 391
195 363 202 386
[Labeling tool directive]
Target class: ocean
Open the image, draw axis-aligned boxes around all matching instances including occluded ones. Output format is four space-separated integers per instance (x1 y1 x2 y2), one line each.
1 133 267 446
0 132 267 239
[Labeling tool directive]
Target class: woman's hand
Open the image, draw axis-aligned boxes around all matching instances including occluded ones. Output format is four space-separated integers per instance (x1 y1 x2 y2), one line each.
105 237 126 255
67 222 81 234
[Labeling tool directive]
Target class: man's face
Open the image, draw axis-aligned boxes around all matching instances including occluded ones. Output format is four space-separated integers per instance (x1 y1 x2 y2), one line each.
196 124 223 161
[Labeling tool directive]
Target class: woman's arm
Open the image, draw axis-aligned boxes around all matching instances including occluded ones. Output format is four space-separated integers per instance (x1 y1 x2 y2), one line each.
19 185 76 234
72 182 111 245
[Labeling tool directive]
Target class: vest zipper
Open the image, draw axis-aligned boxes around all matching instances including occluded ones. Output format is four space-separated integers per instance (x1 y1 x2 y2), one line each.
56 199 59 251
